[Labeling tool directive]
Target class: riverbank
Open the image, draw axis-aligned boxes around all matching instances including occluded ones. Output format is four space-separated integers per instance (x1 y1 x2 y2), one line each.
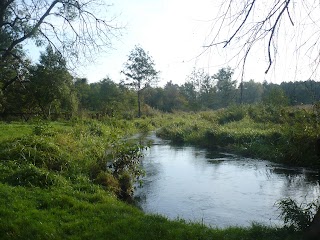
0 119 302 239
157 105 320 168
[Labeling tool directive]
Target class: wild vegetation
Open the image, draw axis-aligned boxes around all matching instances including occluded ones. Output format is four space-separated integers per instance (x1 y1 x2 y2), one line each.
0 119 304 240
1 1 320 238
157 105 320 168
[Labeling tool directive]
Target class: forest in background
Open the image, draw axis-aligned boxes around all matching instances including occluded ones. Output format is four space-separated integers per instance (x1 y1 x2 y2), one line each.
1 46 320 121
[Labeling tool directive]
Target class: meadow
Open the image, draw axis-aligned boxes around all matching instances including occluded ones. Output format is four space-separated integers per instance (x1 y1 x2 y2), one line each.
0 106 317 239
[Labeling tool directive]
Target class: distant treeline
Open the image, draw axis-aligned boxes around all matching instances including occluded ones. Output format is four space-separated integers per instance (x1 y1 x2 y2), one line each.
142 78 320 112
1 49 319 120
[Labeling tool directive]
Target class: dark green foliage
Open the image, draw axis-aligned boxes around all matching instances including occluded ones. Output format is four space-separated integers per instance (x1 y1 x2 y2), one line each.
107 141 146 198
28 46 78 119
277 198 319 231
262 87 289 107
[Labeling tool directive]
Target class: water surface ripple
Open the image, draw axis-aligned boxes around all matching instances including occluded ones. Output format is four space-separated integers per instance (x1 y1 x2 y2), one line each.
134 133 320 228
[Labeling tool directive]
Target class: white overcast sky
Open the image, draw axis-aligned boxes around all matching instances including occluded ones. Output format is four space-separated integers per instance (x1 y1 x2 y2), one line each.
31 0 320 86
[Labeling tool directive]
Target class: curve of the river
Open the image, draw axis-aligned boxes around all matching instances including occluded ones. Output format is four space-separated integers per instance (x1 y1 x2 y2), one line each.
134 133 320 228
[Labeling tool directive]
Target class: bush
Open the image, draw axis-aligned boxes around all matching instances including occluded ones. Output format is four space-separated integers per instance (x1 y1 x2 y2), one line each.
4 164 58 188
94 171 120 195
277 198 319 231
217 106 246 124
32 121 54 136
0 136 71 172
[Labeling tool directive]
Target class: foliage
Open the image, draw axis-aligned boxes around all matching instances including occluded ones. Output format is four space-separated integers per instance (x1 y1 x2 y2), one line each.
262 87 289 107
106 141 146 198
122 46 159 89
213 67 237 108
0 119 149 198
28 46 78 119
0 0 119 92
217 105 246 124
277 198 319 231
121 45 159 117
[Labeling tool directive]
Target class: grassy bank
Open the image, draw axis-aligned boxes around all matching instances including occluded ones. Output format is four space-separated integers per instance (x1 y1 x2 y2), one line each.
0 118 302 239
157 105 320 168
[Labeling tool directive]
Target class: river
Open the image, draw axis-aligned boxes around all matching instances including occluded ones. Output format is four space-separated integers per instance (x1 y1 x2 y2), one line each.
134 133 320 228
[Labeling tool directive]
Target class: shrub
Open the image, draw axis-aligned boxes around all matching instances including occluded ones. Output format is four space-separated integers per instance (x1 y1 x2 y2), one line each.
277 198 319 231
217 106 246 124
106 141 146 199
118 172 133 199
32 121 53 136
94 171 120 195
0 136 71 172
86 121 104 136
4 164 58 188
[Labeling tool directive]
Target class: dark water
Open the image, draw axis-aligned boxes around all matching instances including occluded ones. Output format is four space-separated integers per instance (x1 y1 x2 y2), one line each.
134 133 320 228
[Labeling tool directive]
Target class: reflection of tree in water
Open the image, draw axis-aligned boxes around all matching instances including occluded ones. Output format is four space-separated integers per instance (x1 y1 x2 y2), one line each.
133 150 162 207
271 167 320 186
268 167 320 202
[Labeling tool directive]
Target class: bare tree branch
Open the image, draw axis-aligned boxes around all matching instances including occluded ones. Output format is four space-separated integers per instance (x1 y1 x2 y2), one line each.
0 0 121 90
203 0 320 78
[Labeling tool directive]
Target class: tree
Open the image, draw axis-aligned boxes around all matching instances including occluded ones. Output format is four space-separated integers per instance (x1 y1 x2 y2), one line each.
74 78 91 111
29 45 77 119
240 80 263 104
262 86 288 107
143 87 165 110
0 0 120 91
121 46 159 117
182 68 218 110
162 81 187 112
213 67 236 108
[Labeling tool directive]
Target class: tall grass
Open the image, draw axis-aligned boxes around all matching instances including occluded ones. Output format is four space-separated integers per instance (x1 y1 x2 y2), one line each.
156 105 320 167
0 117 304 239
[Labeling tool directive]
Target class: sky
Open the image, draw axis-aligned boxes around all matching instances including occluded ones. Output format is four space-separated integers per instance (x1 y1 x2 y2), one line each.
28 0 320 86
81 0 222 85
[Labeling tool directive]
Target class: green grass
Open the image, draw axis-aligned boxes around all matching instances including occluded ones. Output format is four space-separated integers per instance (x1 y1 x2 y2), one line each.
0 122 32 140
0 183 300 240
0 118 303 239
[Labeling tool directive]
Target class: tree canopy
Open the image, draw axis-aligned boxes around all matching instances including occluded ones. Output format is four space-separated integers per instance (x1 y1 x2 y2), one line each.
121 46 159 117
0 0 120 91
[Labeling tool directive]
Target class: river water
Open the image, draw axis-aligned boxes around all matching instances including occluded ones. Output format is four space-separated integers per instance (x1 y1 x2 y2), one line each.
134 133 320 228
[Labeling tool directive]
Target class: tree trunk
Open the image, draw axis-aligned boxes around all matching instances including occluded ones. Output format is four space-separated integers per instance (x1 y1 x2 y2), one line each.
304 208 320 239
137 90 141 118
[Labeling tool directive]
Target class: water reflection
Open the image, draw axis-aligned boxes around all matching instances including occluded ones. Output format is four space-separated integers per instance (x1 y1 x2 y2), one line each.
134 133 320 228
